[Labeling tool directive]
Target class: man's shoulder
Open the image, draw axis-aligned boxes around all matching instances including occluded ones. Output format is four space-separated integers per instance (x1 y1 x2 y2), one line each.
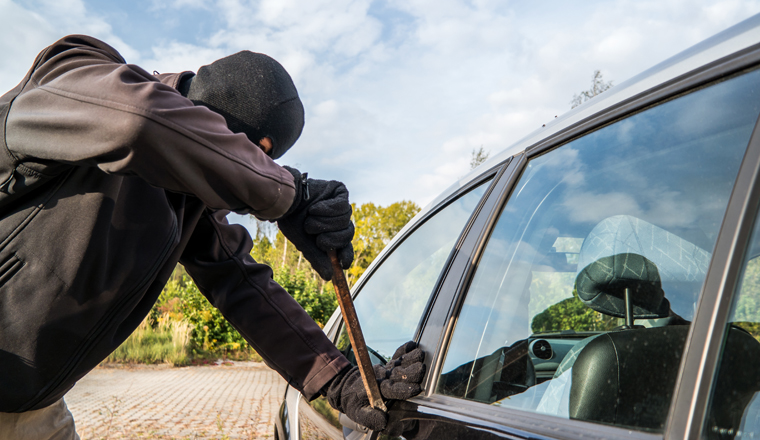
39 35 126 67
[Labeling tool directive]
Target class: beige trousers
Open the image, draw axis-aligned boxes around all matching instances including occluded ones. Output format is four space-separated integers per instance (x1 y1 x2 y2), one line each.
0 399 80 440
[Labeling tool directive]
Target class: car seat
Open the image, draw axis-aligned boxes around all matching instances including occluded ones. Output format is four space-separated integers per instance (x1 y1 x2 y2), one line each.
568 247 760 434
537 216 760 433
536 214 696 421
567 250 684 429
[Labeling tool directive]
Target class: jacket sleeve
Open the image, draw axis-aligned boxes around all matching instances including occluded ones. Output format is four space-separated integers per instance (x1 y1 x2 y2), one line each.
4 35 294 219
179 209 351 399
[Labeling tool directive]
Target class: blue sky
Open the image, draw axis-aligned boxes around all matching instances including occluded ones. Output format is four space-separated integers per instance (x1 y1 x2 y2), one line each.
2 0 759 226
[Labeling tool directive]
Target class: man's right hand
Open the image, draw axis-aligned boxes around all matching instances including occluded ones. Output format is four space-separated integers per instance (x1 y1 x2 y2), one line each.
323 341 426 431
276 166 354 281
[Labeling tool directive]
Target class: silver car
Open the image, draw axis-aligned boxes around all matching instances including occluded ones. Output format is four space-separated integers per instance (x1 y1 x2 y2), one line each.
276 13 760 440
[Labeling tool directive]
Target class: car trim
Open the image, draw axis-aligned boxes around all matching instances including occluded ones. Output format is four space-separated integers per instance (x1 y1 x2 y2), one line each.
276 396 289 440
396 396 662 440
666 113 760 438
423 154 527 395
413 160 512 342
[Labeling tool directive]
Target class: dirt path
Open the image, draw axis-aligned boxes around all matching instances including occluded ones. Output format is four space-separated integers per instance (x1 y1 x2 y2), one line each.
65 362 286 440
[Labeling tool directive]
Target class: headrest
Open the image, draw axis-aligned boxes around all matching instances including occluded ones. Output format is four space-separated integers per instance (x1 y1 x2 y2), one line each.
578 215 709 283
574 215 711 319
576 252 669 318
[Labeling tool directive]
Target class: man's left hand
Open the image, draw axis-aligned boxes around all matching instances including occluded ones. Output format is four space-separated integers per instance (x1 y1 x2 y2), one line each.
276 166 354 280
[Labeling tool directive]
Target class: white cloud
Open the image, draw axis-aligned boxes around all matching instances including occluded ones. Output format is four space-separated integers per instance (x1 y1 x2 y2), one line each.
0 0 138 93
2 0 760 211
257 0 760 207
563 192 643 224
594 27 644 62
0 0 55 90
156 0 210 9
142 42 227 74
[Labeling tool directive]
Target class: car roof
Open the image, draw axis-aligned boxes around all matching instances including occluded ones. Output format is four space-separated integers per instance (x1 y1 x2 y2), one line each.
350 13 760 294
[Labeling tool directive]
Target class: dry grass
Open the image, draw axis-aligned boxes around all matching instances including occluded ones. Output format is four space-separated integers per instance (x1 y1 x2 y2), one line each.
105 316 191 366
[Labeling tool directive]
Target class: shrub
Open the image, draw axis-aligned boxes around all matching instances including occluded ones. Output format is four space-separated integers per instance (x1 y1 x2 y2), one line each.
106 315 190 365
156 272 258 359
275 269 337 327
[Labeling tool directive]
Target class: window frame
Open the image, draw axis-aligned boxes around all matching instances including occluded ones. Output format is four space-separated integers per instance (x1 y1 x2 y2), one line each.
405 42 760 440
666 72 760 440
325 162 506 345
422 153 527 393
311 161 507 440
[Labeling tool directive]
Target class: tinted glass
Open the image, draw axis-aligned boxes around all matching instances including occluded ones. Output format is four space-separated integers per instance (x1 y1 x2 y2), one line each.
337 179 492 362
705 204 760 440
437 69 760 433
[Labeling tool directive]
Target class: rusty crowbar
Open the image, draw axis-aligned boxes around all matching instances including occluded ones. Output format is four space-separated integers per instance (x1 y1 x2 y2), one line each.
328 249 387 412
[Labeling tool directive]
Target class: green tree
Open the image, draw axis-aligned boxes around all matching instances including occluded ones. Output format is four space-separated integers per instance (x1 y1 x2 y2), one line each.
115 198 422 363
531 288 620 333
470 146 490 169
248 201 419 323
347 201 420 286
571 70 613 109
733 257 760 340
276 269 337 326
248 201 420 290
249 226 336 326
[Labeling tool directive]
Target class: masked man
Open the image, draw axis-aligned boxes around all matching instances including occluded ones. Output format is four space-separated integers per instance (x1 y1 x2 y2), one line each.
0 35 424 439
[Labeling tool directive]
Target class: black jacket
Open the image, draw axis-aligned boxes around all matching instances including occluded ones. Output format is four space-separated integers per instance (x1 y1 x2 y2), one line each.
0 35 349 412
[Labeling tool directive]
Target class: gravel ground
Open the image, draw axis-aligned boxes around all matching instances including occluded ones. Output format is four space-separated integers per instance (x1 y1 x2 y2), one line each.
65 362 287 440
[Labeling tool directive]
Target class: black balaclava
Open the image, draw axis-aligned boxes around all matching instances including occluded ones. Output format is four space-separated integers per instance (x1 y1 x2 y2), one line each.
179 51 305 159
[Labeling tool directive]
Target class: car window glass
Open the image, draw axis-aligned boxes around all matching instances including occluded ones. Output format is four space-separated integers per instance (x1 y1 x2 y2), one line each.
704 205 760 440
436 68 760 433
336 179 492 363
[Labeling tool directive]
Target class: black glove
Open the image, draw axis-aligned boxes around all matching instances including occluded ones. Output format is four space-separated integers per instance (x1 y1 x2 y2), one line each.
323 341 426 431
277 166 354 280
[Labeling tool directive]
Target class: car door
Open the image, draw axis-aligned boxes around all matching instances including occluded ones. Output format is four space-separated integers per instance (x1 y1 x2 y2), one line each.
665 58 760 440
295 168 501 440
684 164 760 440
380 52 760 440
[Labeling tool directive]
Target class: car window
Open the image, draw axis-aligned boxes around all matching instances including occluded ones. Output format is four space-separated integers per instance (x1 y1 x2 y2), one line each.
435 68 760 433
336 179 492 363
704 204 760 440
